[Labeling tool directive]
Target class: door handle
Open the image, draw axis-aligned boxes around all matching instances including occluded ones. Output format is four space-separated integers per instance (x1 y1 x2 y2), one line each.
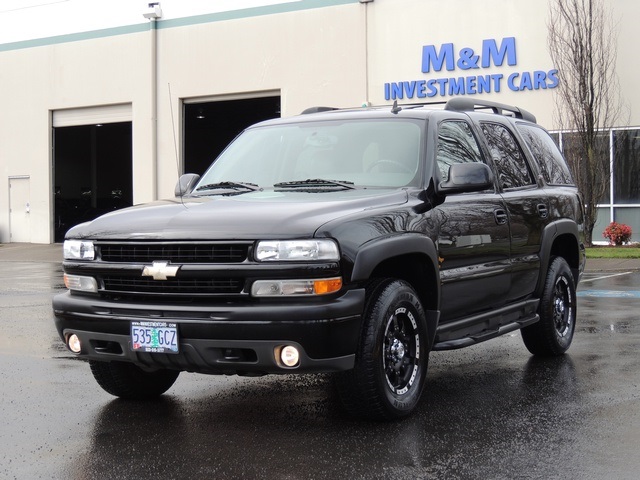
494 209 508 225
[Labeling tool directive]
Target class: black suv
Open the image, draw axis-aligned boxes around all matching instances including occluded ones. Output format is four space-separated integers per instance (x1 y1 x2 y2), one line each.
53 98 586 420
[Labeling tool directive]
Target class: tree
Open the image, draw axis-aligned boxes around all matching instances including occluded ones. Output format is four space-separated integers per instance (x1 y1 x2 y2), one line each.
547 0 627 246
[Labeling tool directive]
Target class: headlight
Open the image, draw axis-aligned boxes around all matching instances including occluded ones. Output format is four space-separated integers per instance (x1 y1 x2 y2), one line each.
63 240 95 260
255 239 339 262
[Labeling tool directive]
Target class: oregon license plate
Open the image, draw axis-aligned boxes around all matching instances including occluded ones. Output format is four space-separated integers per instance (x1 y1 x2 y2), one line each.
131 321 179 354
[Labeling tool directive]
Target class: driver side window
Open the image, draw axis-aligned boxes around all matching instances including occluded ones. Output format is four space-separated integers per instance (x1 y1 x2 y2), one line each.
436 120 484 181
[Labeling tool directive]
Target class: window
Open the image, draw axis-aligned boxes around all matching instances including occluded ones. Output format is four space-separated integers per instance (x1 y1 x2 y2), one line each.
554 127 640 243
436 120 484 181
196 119 422 189
613 129 640 204
560 131 609 202
481 122 535 189
517 124 573 185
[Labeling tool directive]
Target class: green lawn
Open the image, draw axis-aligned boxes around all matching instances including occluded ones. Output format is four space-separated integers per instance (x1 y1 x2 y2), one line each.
585 246 640 259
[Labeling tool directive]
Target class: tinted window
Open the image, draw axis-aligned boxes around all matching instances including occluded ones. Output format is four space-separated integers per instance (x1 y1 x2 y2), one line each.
481 122 535 189
561 131 609 202
436 121 484 181
517 124 573 185
614 129 640 203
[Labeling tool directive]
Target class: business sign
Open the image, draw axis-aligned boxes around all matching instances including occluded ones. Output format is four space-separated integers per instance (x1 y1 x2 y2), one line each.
384 37 558 100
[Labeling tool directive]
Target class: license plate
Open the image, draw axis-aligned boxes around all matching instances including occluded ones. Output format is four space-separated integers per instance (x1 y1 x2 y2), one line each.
131 321 179 354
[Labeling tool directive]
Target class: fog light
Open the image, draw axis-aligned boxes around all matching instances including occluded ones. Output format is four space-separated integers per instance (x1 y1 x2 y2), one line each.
67 334 82 353
280 345 300 367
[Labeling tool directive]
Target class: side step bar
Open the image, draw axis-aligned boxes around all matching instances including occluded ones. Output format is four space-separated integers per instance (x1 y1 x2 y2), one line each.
432 313 539 351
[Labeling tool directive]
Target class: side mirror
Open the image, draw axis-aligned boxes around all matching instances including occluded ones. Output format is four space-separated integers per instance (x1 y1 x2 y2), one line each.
437 163 493 195
175 173 201 197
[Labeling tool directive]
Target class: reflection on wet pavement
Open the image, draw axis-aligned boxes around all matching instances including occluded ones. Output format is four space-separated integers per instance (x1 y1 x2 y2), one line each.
2 265 640 479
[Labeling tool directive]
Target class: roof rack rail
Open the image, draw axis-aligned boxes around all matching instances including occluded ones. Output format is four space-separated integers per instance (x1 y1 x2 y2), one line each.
387 100 448 108
300 106 339 115
444 98 537 124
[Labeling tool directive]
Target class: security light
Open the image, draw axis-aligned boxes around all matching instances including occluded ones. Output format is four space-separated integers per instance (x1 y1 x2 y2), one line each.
143 2 162 19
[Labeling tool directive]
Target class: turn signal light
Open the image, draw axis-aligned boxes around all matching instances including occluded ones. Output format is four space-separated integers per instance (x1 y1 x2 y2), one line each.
313 277 342 295
251 277 342 297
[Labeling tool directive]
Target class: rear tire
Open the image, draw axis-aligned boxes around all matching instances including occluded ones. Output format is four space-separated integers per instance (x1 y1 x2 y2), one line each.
522 257 576 356
89 360 180 399
336 279 430 420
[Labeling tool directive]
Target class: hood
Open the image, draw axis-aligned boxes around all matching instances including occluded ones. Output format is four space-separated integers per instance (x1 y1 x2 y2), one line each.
66 189 409 240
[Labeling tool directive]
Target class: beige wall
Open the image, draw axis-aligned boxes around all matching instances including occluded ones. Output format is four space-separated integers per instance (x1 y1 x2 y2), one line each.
366 0 639 129
155 4 367 198
366 0 557 126
0 2 366 243
0 32 154 243
0 0 637 243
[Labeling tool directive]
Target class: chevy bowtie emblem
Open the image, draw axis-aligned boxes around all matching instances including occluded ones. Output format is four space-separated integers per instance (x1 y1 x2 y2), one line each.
142 261 180 280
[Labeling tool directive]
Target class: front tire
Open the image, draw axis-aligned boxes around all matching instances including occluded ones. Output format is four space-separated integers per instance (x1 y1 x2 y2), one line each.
521 257 576 356
89 360 180 399
336 279 430 420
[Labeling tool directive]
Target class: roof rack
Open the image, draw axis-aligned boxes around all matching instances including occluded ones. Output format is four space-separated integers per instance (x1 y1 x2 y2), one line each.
444 98 537 124
300 106 339 115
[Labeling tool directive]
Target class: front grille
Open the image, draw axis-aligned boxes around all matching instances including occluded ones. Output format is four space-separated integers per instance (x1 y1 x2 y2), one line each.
94 242 251 298
102 276 244 295
99 242 250 263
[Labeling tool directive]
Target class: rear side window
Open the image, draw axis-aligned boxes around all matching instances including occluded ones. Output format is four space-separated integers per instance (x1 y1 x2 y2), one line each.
436 120 484 181
481 122 535 189
517 123 574 185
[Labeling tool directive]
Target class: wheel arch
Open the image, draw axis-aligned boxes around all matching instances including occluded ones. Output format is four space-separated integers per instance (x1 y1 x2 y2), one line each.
350 234 440 314
536 219 584 296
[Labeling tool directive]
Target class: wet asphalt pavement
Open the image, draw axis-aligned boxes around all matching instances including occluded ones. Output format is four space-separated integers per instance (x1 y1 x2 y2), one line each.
1 254 640 479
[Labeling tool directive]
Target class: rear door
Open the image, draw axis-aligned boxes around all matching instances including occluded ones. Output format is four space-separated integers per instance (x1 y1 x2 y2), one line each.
433 118 511 321
479 121 549 302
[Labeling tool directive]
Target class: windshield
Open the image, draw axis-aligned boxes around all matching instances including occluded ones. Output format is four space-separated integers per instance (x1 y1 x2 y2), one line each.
194 119 424 191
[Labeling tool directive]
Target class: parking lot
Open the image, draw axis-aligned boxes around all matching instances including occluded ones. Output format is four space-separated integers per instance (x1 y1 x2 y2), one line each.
1 244 639 479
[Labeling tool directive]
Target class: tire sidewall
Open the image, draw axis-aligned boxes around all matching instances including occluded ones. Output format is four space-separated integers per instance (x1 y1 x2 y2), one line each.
541 257 576 353
368 280 429 416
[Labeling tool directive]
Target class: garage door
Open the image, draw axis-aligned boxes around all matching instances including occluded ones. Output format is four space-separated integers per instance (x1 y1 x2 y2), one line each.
52 103 132 127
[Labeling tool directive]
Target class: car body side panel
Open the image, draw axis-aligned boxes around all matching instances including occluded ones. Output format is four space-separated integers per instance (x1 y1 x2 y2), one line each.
500 187 549 302
435 191 511 321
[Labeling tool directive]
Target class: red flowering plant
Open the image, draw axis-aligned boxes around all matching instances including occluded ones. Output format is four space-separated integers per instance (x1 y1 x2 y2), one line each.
602 222 633 246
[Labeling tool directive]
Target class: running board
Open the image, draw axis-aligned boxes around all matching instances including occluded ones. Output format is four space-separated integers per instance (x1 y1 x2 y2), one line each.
432 313 539 351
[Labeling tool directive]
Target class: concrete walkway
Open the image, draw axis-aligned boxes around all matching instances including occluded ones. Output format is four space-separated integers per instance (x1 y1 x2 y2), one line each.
0 243 63 263
1 242 639 272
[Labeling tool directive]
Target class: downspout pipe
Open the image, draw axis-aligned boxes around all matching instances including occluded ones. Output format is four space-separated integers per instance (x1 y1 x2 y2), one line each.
144 2 162 201
360 0 373 107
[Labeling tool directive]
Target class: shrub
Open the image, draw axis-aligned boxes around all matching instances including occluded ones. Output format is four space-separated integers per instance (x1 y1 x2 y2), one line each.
603 222 633 246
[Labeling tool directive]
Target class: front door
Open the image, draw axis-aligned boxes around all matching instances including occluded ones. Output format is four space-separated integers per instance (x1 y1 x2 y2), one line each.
433 119 511 321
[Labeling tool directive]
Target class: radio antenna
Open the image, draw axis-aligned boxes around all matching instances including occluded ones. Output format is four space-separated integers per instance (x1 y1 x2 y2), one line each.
168 83 188 207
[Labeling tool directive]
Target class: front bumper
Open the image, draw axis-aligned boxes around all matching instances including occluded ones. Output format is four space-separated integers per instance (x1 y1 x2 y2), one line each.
52 289 365 375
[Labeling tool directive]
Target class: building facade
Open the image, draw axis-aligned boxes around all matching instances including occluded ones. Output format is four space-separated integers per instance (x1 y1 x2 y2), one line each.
0 0 638 243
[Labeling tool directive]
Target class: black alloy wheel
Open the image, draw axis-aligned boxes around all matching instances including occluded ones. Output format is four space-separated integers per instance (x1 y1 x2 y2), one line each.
336 279 430 420
522 256 576 356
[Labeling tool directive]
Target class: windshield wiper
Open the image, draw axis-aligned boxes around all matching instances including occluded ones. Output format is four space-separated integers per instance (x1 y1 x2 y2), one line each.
274 179 356 190
196 181 262 193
